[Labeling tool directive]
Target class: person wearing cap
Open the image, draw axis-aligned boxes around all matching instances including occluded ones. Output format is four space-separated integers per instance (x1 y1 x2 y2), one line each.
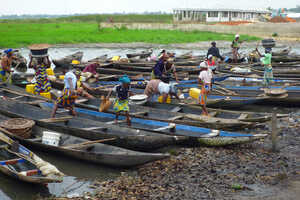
51 69 81 118
207 41 224 61
206 54 217 73
144 79 180 103
256 48 273 86
28 56 52 94
106 75 133 126
0 49 16 83
198 62 212 116
231 34 241 63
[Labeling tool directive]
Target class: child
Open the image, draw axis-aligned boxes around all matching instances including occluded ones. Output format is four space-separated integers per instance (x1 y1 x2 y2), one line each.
198 62 212 116
107 75 133 126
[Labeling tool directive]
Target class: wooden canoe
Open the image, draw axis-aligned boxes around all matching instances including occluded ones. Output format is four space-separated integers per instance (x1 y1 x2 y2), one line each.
0 130 64 184
39 102 267 147
0 115 169 168
126 51 152 59
0 99 184 151
52 52 84 72
0 85 281 130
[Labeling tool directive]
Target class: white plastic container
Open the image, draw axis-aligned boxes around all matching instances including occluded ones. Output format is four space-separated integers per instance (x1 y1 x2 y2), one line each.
42 131 61 146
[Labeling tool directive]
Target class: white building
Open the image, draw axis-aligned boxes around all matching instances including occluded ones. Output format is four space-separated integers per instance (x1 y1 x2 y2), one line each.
173 8 271 23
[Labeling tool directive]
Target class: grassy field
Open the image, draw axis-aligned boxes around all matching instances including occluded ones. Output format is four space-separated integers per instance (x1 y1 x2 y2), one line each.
0 14 173 24
0 22 260 48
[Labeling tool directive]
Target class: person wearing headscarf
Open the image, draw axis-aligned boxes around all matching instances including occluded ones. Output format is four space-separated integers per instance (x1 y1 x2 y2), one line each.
198 62 212 116
106 75 133 126
51 69 81 118
144 79 179 103
256 48 273 86
28 56 52 94
231 34 241 63
207 41 224 61
0 49 15 83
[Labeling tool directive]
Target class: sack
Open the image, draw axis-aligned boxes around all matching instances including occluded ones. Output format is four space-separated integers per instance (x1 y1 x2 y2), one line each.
99 96 112 112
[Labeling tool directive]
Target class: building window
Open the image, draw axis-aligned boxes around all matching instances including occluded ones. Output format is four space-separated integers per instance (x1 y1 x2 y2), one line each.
222 12 228 17
208 12 218 18
232 12 238 18
183 11 186 18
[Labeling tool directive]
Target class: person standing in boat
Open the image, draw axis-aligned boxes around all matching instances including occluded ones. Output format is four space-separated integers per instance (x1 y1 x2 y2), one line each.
51 69 81 118
151 58 178 83
256 48 273 87
231 35 241 63
144 79 179 103
207 55 217 74
198 62 212 116
207 41 224 62
28 56 52 94
0 49 16 84
106 75 133 126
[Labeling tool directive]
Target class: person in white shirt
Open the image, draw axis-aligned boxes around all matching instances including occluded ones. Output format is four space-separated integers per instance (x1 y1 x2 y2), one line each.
198 62 212 116
51 69 81 118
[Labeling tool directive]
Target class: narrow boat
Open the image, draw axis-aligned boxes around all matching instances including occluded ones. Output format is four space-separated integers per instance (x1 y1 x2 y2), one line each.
0 85 283 130
52 52 84 72
0 115 169 168
0 99 184 151
0 130 64 184
39 102 267 147
126 51 152 59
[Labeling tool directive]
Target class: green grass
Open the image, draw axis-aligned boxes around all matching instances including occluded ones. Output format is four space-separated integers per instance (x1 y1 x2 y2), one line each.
0 14 173 24
0 22 260 48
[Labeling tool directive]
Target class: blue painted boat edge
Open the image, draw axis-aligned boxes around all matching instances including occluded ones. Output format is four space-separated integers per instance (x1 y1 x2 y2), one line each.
42 103 255 138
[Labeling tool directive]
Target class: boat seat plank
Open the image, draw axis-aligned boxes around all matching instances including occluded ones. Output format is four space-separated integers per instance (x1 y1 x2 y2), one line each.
238 114 249 120
207 112 218 117
105 120 126 125
80 127 108 131
75 99 89 104
26 100 47 105
170 106 182 113
0 144 9 149
0 158 25 166
131 111 148 116
154 123 176 132
168 116 184 121
40 117 73 123
10 96 24 100
27 137 42 142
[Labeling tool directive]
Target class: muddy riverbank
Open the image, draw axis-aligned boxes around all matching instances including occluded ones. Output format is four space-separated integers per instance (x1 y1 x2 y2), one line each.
52 40 300 50
44 113 300 200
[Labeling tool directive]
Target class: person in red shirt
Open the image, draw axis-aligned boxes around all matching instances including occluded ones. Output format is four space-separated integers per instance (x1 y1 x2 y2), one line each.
82 62 100 80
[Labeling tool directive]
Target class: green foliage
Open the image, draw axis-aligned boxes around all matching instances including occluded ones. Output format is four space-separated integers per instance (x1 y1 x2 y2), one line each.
0 22 260 48
272 32 278 37
231 184 243 190
0 14 173 24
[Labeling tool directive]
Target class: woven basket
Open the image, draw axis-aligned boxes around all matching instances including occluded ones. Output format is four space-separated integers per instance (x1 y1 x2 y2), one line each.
0 118 35 139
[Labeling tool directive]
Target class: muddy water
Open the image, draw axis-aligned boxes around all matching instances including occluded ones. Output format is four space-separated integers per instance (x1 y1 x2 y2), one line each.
0 150 122 200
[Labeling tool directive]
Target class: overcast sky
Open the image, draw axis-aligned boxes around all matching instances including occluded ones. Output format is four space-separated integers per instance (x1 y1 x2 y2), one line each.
1 0 299 15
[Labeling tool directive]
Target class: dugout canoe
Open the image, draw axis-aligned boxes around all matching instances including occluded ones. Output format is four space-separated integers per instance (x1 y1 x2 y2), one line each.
39 102 267 147
0 99 183 151
52 52 83 72
126 51 152 59
0 115 169 168
0 85 278 130
0 130 64 184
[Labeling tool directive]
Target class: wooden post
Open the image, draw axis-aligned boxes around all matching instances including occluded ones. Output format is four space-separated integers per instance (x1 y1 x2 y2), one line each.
271 108 278 152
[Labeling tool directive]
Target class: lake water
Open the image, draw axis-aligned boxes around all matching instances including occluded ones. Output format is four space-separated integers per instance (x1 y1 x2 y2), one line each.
0 46 300 200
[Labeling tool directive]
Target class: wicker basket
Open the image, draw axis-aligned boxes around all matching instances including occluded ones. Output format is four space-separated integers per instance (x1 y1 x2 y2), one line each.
0 118 35 139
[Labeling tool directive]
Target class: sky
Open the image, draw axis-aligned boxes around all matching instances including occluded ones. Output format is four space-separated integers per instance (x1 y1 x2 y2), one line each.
0 0 299 15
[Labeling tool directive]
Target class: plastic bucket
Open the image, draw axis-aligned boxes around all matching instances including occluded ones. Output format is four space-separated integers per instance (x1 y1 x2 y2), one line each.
42 131 61 146
26 84 35 94
189 88 201 100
